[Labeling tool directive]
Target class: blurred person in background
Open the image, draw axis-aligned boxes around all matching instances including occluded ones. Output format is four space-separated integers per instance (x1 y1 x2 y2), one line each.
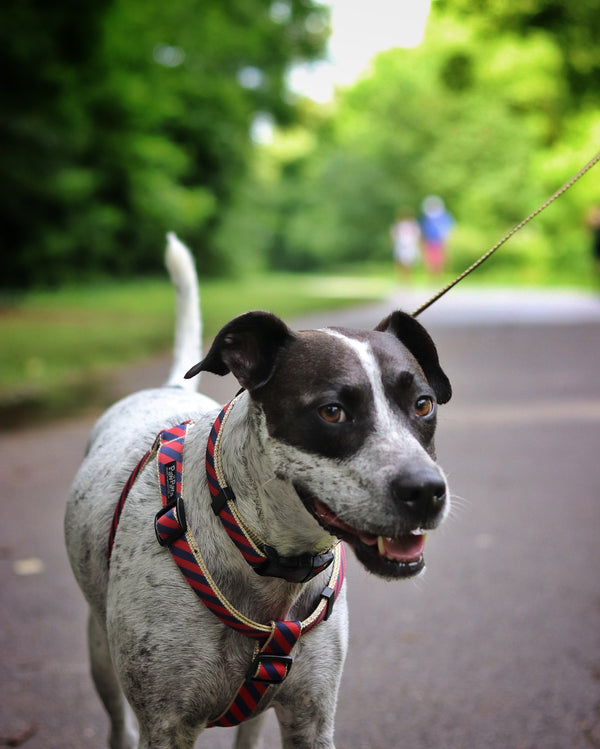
391 208 421 281
419 195 454 274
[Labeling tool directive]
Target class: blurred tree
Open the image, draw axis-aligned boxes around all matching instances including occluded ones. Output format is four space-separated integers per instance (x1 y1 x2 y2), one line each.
219 22 542 271
218 4 599 280
435 0 600 107
0 0 329 288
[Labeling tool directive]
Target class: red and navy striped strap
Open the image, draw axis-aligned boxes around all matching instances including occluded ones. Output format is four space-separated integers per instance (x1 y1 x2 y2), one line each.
154 421 345 637
111 418 345 728
205 398 335 583
107 422 190 565
154 420 345 727
108 449 151 565
208 620 301 727
205 400 268 569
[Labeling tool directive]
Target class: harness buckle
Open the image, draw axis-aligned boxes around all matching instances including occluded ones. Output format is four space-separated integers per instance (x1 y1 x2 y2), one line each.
211 485 235 515
246 653 294 685
256 547 334 584
321 585 335 621
154 497 187 546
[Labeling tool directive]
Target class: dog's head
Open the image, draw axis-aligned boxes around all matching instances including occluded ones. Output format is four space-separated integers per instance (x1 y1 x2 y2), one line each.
186 310 451 580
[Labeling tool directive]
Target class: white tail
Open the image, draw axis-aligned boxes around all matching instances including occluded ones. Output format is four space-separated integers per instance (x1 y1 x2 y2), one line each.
164 232 202 391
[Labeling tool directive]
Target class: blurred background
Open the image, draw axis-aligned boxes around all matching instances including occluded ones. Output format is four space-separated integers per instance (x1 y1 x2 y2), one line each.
2 4 600 747
1 0 600 420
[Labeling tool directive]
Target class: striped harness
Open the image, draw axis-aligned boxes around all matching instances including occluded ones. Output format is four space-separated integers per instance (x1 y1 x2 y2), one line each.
108 399 345 728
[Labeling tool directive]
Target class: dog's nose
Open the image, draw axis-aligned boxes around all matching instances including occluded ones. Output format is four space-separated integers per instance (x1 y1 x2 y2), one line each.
390 470 446 525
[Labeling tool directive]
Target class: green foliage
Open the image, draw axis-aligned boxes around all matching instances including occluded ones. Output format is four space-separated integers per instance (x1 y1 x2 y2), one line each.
0 270 394 424
434 0 600 104
3 1 599 289
0 0 329 289
217 6 599 281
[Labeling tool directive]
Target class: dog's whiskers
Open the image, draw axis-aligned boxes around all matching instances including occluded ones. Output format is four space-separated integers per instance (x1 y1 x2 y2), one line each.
450 493 470 510
445 494 469 524
409 574 426 592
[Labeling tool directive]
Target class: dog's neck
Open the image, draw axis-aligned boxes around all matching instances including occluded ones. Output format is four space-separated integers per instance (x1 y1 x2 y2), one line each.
216 392 336 558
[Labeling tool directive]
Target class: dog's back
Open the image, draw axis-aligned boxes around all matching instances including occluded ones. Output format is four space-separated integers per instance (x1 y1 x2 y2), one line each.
64 235 217 617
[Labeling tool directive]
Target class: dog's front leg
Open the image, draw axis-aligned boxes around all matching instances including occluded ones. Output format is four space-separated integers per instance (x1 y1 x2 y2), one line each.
275 705 337 749
234 712 268 749
273 625 347 749
87 611 138 749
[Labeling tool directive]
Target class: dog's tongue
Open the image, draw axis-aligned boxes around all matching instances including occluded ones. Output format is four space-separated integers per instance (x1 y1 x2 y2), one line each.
378 533 426 562
313 498 426 563
357 531 425 561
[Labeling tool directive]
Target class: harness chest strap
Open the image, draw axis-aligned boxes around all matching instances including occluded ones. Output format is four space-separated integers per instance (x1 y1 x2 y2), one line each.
110 418 345 729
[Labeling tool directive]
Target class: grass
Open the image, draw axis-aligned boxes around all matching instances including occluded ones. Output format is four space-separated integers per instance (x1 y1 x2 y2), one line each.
0 270 396 426
2 260 597 428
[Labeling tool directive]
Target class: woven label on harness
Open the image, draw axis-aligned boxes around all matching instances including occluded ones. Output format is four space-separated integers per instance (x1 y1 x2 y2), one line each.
157 424 187 500
108 422 189 565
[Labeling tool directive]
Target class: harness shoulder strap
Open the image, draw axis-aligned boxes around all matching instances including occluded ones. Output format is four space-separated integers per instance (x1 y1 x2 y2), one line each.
154 421 345 727
111 419 346 729
155 423 344 624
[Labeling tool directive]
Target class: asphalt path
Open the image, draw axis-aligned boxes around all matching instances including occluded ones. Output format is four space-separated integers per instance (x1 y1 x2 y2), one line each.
2 287 600 748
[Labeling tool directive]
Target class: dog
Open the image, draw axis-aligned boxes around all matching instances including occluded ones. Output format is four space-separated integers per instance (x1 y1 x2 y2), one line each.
65 233 451 749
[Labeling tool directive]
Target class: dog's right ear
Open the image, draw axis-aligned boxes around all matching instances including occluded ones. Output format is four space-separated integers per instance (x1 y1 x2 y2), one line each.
184 311 296 391
375 310 452 404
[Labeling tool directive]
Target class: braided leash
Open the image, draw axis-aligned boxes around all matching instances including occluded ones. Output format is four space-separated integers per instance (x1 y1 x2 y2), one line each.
411 151 600 318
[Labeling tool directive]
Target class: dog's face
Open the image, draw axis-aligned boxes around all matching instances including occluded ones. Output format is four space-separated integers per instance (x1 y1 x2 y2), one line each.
186 310 451 580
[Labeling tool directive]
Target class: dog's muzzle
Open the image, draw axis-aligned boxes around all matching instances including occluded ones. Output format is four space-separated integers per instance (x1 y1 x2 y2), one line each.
295 481 447 580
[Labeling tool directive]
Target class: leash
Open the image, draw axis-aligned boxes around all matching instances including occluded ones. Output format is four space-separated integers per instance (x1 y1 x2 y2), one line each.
411 150 600 318
109 416 346 729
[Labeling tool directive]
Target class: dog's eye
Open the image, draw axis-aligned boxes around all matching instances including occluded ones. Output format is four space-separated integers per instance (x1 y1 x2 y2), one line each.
318 404 348 423
414 396 435 418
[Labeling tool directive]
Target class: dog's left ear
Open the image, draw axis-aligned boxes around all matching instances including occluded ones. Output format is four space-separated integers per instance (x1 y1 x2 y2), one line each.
185 311 296 391
375 311 452 404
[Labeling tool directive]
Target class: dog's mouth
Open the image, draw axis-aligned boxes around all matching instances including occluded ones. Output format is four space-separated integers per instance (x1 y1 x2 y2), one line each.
295 487 426 579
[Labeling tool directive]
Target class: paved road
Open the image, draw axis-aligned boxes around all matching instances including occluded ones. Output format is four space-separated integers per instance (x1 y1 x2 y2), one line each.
2 288 600 748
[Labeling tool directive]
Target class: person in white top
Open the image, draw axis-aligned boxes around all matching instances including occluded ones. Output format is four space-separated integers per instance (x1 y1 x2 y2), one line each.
391 209 421 280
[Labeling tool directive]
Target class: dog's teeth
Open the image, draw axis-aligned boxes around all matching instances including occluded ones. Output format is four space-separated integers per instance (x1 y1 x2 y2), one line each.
377 536 386 556
410 529 424 536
